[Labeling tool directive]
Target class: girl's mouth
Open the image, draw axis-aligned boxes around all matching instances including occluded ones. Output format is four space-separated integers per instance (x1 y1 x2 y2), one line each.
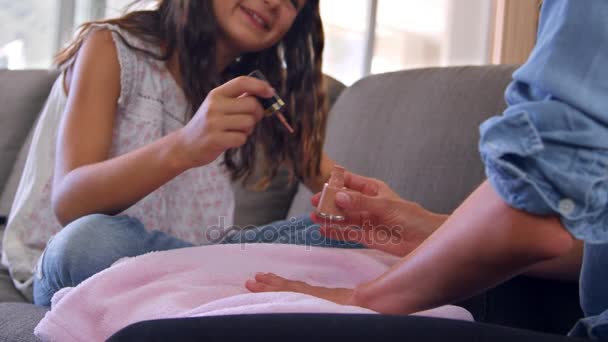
239 5 270 31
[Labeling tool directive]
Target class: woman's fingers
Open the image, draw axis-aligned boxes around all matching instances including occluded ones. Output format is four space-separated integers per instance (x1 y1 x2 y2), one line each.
310 209 369 227
310 192 322 206
343 172 380 196
334 191 392 217
320 221 408 255
311 188 364 209
319 225 366 244
245 273 308 293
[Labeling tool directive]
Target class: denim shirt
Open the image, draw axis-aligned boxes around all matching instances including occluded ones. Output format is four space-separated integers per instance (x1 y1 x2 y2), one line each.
479 0 608 243
478 1 608 339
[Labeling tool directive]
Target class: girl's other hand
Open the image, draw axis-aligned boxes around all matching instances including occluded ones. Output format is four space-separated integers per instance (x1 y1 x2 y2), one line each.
176 76 274 168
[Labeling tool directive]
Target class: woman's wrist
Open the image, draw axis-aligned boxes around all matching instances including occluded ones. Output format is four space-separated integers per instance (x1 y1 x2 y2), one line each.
349 280 416 315
426 212 449 231
348 282 371 309
410 202 448 234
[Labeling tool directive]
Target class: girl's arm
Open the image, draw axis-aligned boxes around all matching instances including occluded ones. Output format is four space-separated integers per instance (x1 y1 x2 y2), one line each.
53 29 272 226
53 30 191 225
301 152 335 194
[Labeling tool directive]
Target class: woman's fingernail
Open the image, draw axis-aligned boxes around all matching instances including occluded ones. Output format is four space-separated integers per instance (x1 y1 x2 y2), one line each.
336 192 350 205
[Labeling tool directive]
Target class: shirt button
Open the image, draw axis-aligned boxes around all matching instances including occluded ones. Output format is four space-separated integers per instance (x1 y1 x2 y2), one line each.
558 199 575 216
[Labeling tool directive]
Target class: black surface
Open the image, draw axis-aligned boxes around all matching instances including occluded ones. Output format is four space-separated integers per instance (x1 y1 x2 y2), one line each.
108 314 589 342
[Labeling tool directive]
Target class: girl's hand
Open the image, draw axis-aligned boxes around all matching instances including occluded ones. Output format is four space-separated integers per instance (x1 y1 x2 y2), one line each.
245 273 356 306
311 172 448 257
176 76 274 168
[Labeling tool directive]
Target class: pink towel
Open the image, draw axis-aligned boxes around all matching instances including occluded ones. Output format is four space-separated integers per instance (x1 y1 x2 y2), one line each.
35 244 473 341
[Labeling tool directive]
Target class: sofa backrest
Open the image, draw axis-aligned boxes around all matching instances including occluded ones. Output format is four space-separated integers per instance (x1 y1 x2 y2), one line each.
0 70 59 219
288 65 518 217
0 66 518 228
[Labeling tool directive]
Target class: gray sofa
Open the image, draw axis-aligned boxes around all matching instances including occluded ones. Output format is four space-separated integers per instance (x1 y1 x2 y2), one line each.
0 66 583 341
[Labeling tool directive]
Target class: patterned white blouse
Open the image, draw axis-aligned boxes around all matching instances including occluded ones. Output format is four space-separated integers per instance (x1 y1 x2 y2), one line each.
2 24 235 298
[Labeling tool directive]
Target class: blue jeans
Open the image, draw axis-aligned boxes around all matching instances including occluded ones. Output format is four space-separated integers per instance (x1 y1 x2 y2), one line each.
569 243 608 340
33 214 362 306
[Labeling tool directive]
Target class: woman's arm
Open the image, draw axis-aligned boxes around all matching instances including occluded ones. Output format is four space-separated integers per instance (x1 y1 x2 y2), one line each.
351 181 574 314
248 181 575 313
523 239 583 282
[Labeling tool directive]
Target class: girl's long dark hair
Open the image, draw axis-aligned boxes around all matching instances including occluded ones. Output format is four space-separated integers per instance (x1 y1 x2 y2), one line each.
56 0 327 185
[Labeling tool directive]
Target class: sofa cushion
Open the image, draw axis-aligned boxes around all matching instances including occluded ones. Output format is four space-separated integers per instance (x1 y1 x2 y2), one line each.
0 303 48 342
0 266 26 303
0 124 34 219
232 74 346 227
0 123 36 255
0 70 59 215
288 65 517 217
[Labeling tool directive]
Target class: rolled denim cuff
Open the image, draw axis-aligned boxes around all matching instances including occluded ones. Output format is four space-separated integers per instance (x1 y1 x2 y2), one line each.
569 310 608 340
479 111 608 243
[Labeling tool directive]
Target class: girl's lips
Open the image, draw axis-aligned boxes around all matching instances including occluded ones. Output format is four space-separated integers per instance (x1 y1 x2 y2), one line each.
239 5 271 31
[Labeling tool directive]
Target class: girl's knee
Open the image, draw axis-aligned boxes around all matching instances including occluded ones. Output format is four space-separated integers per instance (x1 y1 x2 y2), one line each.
44 214 144 273
51 214 139 249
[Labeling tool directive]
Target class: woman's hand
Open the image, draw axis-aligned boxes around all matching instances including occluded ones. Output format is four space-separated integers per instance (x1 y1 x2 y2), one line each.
312 172 448 257
176 76 274 169
245 273 356 306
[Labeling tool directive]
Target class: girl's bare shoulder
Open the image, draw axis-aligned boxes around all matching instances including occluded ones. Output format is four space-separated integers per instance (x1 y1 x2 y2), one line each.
65 27 121 98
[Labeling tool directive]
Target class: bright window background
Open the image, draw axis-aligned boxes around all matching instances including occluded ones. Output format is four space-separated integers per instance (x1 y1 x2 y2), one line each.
0 0 58 69
322 0 494 85
1 0 493 85
373 0 448 74
320 0 370 85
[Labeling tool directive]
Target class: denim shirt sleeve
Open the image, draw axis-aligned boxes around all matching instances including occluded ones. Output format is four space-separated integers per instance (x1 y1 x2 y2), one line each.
479 0 608 243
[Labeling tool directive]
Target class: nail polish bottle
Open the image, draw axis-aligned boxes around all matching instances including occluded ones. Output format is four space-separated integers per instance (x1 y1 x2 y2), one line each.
316 165 346 222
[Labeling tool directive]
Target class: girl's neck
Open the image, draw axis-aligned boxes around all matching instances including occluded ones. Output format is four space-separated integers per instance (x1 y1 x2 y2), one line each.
215 37 241 72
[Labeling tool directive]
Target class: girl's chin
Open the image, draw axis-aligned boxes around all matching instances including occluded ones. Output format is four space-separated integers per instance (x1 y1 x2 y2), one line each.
232 38 275 53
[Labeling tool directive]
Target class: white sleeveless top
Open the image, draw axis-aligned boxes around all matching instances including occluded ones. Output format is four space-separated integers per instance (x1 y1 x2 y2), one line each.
1 24 235 298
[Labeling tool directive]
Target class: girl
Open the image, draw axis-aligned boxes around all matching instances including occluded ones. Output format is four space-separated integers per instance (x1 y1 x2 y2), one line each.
2 0 336 307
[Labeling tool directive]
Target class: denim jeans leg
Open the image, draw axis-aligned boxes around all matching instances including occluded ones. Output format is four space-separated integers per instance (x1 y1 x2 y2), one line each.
580 243 608 317
222 214 364 249
33 214 193 306
569 242 608 339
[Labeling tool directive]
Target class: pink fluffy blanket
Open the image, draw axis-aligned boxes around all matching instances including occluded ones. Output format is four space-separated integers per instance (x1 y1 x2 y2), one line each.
35 244 473 341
